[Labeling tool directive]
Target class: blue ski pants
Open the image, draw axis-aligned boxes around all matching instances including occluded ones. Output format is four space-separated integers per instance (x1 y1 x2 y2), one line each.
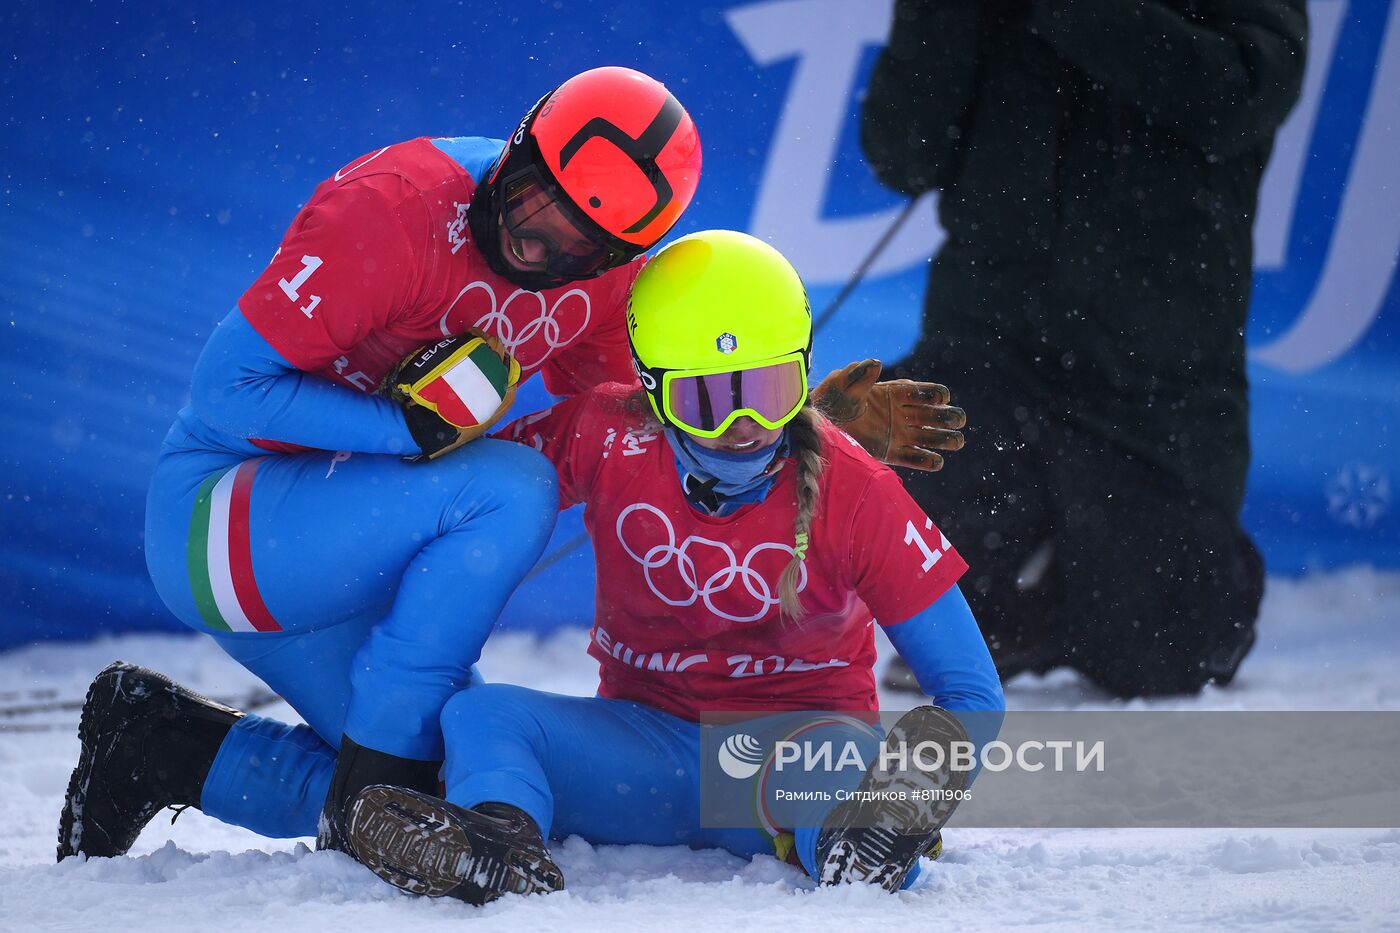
143 426 558 832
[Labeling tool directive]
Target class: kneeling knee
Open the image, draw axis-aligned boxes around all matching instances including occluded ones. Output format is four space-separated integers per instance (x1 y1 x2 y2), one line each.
480 441 559 512
441 683 542 736
450 441 557 519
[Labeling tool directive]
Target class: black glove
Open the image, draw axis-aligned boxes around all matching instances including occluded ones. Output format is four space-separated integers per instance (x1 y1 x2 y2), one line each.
401 403 471 459
317 734 442 855
383 331 521 462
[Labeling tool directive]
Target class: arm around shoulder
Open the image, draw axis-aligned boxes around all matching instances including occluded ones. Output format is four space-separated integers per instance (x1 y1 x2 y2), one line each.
189 306 418 454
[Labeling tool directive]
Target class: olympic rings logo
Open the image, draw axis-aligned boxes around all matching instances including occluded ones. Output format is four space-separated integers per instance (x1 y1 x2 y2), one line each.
615 502 807 624
438 282 592 372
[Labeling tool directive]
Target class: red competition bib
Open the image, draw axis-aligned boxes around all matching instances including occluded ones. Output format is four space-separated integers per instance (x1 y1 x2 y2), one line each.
501 385 968 721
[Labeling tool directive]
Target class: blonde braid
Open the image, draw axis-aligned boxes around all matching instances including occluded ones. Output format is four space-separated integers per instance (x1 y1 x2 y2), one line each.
779 405 827 620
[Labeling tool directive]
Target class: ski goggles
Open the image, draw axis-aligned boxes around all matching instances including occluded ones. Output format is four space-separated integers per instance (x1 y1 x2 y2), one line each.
642 353 809 438
499 167 640 281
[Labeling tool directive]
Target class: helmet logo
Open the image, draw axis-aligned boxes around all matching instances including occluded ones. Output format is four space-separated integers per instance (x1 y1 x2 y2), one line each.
513 95 546 147
716 333 738 354
558 94 685 236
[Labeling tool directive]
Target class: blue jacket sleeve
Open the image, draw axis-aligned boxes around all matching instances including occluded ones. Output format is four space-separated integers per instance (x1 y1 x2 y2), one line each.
189 306 421 455
883 584 1005 766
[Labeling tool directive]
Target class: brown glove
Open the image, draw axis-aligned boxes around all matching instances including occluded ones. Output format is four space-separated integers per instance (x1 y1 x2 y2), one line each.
811 359 966 471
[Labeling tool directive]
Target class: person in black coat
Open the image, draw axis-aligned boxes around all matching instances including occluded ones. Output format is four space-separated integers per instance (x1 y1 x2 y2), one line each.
863 0 1308 697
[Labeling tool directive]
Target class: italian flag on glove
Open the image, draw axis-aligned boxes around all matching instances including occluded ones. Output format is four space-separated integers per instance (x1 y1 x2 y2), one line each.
386 331 522 461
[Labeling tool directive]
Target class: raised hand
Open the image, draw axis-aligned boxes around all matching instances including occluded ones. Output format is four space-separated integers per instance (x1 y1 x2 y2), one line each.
812 358 966 471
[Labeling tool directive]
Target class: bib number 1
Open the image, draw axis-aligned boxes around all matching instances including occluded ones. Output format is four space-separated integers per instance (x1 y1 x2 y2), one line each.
903 518 945 572
278 255 323 318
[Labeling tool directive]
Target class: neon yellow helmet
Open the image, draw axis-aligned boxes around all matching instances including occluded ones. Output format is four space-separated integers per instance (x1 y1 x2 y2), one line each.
628 229 812 438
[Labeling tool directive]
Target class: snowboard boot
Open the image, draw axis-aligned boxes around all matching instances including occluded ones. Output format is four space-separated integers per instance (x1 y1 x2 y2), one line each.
57 661 243 860
816 705 970 891
317 735 441 855
346 785 564 905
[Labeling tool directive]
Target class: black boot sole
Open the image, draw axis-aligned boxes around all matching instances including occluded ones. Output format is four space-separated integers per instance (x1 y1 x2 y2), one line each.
347 785 564 905
818 705 971 890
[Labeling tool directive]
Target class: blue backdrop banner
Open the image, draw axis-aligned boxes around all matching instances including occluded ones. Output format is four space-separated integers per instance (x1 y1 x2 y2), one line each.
1 0 1395 649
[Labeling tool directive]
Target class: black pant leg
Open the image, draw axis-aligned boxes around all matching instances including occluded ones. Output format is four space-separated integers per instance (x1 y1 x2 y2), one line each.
1047 426 1264 697
892 347 1057 672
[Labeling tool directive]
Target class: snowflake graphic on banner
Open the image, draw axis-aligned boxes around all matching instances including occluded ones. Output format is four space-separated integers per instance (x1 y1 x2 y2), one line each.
1325 463 1392 529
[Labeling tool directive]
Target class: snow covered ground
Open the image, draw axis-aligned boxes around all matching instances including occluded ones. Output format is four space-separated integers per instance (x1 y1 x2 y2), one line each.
2 568 1399 931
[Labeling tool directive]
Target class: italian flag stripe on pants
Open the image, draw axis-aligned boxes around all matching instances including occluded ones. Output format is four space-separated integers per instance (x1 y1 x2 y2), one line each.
187 459 282 633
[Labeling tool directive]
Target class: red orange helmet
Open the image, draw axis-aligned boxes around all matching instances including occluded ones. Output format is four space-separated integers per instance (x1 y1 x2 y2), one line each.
469 67 702 291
